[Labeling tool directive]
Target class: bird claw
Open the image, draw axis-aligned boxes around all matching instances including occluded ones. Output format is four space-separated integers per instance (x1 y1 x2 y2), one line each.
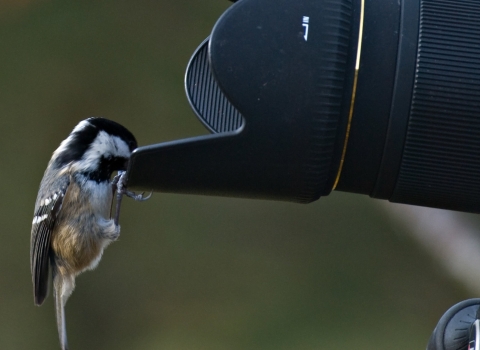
111 171 152 226
115 171 152 201
115 171 128 195
124 190 152 201
111 173 122 187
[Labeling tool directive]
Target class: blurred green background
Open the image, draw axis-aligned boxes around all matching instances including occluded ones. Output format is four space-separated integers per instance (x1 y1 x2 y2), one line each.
0 0 471 349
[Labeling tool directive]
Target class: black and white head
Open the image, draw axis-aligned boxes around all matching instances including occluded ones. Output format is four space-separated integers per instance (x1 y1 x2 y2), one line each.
51 117 137 182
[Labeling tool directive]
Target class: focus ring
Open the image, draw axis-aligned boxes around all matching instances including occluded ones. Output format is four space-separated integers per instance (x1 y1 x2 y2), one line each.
391 0 480 212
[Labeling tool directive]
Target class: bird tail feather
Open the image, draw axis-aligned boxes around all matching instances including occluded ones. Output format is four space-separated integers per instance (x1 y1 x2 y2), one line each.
53 271 70 350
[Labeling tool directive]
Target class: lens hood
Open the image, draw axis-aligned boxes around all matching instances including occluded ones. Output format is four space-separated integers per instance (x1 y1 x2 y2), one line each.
128 0 360 202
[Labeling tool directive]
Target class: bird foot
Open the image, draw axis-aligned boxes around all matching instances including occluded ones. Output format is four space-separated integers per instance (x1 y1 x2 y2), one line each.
111 171 152 225
123 190 152 201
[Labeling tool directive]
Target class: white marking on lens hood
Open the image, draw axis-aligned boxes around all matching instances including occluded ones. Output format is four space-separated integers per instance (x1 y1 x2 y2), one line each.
302 16 310 41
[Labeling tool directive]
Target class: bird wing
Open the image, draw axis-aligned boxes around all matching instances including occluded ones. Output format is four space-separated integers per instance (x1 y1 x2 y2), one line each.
30 176 70 306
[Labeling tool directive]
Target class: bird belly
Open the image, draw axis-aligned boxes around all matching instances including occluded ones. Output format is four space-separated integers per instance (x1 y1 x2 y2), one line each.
51 220 104 274
51 180 114 275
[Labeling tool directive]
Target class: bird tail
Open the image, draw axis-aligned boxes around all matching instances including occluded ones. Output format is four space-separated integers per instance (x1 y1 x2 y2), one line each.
53 270 74 350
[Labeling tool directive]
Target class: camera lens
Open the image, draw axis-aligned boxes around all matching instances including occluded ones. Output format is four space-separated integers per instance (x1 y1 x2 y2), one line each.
128 0 480 213
184 0 480 212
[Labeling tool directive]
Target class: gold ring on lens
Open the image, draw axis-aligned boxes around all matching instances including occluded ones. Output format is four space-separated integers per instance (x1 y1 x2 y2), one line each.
332 0 365 190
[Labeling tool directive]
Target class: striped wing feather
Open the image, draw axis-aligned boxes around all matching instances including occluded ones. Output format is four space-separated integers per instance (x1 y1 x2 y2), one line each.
30 186 68 306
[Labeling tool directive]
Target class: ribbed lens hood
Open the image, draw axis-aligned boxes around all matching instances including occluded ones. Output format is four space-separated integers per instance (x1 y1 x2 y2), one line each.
128 0 360 202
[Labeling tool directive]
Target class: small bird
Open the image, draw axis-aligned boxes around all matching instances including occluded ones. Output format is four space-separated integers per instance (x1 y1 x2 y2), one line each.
30 117 139 350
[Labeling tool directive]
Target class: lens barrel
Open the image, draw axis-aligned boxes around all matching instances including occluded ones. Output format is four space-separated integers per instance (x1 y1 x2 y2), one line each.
392 0 480 212
337 0 480 213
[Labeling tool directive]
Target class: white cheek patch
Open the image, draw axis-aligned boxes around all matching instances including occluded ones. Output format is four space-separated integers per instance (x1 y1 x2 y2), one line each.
76 131 131 172
112 136 131 158
32 214 48 225
81 131 112 171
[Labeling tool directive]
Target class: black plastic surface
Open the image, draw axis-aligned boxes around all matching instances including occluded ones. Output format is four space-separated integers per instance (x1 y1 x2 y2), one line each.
391 0 480 212
128 0 359 202
370 0 420 199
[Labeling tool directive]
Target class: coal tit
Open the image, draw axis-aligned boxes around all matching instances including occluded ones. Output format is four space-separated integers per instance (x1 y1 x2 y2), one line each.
30 117 139 350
